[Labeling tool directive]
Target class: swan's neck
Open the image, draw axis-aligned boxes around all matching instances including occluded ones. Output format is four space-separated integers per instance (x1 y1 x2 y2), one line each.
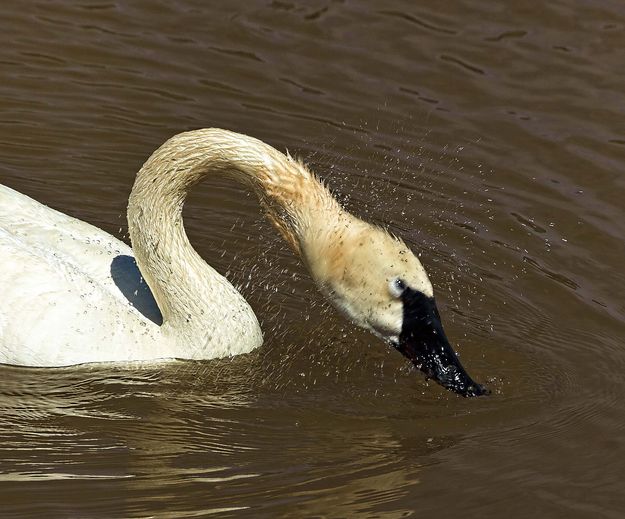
127 128 341 346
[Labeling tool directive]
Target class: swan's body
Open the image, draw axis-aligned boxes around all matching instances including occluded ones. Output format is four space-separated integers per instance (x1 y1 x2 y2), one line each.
0 129 487 396
0 183 169 365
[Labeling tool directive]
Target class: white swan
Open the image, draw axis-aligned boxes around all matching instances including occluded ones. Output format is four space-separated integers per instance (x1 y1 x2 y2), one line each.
0 128 486 396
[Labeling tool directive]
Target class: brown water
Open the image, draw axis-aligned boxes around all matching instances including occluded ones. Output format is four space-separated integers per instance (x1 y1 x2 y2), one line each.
1 0 625 517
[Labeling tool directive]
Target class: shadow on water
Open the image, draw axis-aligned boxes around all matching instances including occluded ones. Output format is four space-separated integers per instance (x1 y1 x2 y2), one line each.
110 254 163 326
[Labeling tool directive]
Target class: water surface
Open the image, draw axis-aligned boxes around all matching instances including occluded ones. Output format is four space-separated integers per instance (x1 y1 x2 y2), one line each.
1 1 625 517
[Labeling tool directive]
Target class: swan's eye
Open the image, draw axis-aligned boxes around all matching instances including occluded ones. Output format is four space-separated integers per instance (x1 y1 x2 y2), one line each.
388 278 406 298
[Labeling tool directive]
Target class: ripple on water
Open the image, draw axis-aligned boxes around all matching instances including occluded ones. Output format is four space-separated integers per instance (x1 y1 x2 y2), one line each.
2 0 625 516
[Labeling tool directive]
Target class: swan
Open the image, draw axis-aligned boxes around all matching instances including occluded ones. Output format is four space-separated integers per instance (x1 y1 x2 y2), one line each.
0 128 487 397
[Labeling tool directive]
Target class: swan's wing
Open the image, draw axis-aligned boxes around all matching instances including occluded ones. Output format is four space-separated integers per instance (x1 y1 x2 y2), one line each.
0 183 131 283
0 184 165 365
0 227 160 366
0 183 160 320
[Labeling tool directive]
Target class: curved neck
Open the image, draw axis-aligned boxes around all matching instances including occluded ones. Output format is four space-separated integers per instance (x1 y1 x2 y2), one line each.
127 128 340 338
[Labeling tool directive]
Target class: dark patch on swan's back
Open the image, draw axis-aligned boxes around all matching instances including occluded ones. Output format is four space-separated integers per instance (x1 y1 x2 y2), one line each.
110 255 163 325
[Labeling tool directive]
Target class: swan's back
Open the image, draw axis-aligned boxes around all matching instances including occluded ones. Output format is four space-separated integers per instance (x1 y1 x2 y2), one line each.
0 184 162 365
0 184 127 280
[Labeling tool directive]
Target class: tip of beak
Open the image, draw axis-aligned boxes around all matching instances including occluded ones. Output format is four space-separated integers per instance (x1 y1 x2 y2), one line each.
425 365 490 398
459 382 490 398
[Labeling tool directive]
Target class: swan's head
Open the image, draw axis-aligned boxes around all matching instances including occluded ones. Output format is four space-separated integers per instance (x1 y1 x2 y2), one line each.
304 218 488 398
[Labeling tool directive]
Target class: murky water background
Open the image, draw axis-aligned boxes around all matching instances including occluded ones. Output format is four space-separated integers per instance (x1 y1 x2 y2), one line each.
1 0 625 517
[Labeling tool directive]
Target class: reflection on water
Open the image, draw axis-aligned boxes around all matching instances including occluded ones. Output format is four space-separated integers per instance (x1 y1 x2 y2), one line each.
0 362 441 517
1 0 625 516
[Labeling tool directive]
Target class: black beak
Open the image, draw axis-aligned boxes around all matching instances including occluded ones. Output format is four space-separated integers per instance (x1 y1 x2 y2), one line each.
394 288 489 398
